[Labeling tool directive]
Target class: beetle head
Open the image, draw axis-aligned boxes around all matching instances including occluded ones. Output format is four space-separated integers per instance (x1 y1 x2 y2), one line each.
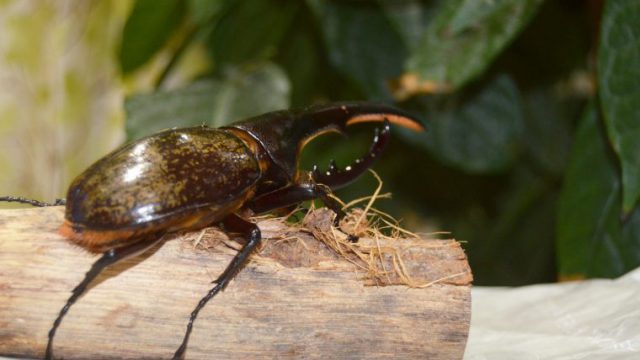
225 102 424 187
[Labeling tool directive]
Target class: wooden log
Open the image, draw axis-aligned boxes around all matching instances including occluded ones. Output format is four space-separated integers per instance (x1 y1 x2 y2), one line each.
0 206 472 359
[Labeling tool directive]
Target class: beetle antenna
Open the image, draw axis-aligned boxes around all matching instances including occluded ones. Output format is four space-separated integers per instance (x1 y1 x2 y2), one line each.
0 196 65 207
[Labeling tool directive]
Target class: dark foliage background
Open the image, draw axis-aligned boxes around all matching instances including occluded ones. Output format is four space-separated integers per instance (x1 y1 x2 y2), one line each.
120 0 640 285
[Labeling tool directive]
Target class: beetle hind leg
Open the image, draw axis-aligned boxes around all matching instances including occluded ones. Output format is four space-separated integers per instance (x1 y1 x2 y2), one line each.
173 213 261 360
45 235 163 360
312 119 390 190
0 196 65 207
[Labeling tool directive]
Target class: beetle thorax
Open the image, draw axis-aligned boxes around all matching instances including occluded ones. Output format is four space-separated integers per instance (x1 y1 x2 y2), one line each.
223 128 291 196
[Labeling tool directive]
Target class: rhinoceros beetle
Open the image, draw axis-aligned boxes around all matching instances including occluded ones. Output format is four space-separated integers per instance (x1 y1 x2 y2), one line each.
1 102 423 359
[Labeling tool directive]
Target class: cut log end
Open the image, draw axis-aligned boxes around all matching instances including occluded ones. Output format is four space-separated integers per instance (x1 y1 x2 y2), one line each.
0 206 472 359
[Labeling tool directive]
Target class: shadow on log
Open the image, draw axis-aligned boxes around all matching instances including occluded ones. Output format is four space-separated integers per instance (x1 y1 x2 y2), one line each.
0 206 472 359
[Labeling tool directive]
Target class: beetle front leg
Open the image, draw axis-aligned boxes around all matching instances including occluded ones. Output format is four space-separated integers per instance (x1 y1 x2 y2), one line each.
173 213 261 360
250 183 345 222
249 180 357 241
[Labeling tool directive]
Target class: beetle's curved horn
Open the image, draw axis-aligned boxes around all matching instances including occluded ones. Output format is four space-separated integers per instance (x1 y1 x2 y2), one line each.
298 102 424 134
226 102 423 183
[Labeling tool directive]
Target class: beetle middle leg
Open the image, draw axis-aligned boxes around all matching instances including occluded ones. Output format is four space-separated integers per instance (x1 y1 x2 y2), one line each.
173 213 261 360
45 235 164 360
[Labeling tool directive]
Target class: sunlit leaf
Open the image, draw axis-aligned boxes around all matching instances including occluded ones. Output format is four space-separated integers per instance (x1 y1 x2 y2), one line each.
125 63 290 140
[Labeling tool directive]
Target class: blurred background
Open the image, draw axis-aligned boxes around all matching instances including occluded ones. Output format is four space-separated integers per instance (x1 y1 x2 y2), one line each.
1 0 638 286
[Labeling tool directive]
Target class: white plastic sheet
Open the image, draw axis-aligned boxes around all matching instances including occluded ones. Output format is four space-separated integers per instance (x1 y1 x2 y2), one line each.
465 267 640 359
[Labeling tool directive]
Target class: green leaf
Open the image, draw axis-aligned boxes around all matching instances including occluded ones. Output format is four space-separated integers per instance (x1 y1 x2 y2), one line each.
557 103 640 279
125 62 290 140
406 0 543 90
313 1 407 100
188 0 225 25
406 74 524 173
275 10 323 106
378 0 442 51
119 0 186 74
466 165 558 285
521 88 573 175
598 0 640 213
206 0 299 67
208 64 290 127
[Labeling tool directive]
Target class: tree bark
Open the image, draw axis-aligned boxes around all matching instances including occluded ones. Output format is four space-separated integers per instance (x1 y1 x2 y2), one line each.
0 206 472 359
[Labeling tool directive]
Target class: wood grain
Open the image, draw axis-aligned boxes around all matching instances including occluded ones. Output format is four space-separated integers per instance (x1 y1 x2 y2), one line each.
0 206 472 359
